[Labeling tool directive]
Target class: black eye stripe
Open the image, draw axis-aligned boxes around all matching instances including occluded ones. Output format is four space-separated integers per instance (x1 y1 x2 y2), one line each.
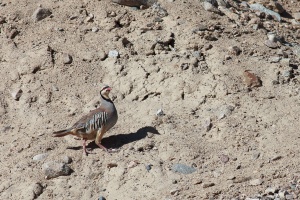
101 86 109 91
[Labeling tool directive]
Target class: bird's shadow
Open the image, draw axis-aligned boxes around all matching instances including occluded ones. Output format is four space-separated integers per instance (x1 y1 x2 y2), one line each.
67 126 160 152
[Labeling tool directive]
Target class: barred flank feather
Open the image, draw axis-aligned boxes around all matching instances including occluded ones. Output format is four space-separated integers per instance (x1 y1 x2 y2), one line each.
85 112 108 132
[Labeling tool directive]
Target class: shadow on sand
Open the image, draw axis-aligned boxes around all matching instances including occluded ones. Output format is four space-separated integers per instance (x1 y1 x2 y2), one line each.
67 126 160 152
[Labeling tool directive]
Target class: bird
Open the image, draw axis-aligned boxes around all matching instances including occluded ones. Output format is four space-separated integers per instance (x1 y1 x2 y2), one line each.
52 84 118 155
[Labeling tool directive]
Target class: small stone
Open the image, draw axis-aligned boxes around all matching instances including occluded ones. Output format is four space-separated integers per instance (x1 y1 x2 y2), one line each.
98 196 106 200
269 57 281 63
172 163 196 174
219 154 229 163
11 89 23 101
265 187 277 194
233 177 251 183
42 162 71 179
203 118 212 132
107 163 118 168
278 191 288 199
32 8 52 22
249 178 263 186
33 153 48 161
280 58 290 67
250 3 281 22
243 70 262 88
285 194 294 200
145 164 153 171
92 27 99 32
170 189 180 195
99 51 108 61
228 46 241 56
108 50 119 58
224 55 232 60
203 182 215 188
252 152 260 160
63 54 72 64
156 109 164 116
32 182 43 197
62 156 72 164
294 13 300 21
127 160 139 168
271 155 282 161
264 40 278 49
203 2 220 14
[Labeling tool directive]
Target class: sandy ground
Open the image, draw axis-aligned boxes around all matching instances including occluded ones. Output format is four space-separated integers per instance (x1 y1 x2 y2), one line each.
1 0 300 199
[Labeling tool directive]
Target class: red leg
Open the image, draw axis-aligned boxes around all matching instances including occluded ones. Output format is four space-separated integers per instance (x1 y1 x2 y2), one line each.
82 139 94 155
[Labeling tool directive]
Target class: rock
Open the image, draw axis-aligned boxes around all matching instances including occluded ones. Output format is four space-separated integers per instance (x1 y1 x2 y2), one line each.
293 45 300 58
203 118 212 132
278 191 288 199
218 105 235 119
285 194 294 200
11 89 23 101
250 3 281 22
61 156 72 164
63 54 72 64
127 160 139 168
218 6 240 23
219 154 229 163
280 58 290 67
145 164 153 171
156 109 164 116
271 155 282 161
228 46 241 56
170 189 180 195
264 40 278 49
216 0 227 7
108 50 119 58
252 152 260 160
265 187 277 194
294 13 300 21
269 57 281 63
42 162 71 179
249 178 263 186
233 176 251 183
107 163 118 168
203 2 220 14
92 27 99 32
203 182 215 188
98 196 106 200
32 8 52 22
243 70 262 88
172 163 196 174
33 153 48 161
32 182 43 197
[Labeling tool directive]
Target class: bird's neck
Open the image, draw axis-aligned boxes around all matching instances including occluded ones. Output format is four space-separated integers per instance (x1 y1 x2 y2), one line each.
100 94 114 105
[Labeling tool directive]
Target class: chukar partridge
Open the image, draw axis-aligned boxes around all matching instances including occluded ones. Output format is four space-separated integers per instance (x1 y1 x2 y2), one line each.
53 85 118 155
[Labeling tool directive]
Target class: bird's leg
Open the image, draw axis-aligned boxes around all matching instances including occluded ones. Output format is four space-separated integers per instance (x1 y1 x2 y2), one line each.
95 129 118 153
82 139 94 155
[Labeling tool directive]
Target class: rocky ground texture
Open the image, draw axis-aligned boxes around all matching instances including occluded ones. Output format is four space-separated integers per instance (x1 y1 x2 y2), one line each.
1 0 300 199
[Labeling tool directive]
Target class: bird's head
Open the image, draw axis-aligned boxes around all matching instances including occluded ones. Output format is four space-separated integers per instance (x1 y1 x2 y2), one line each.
100 84 112 100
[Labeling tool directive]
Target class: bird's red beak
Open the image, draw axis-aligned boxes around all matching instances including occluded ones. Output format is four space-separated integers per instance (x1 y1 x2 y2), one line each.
106 87 112 91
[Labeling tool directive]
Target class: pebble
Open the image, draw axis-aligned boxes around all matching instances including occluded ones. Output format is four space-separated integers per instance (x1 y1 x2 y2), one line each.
32 8 52 22
264 40 278 49
127 160 139 168
11 89 23 101
219 154 229 163
98 196 106 200
108 50 119 58
203 182 215 188
271 155 282 161
156 109 164 116
265 187 277 194
228 46 241 56
280 58 290 67
294 13 300 21
203 1 220 14
42 162 71 179
63 54 72 64
172 163 196 174
107 163 118 168
250 3 281 22
203 118 212 132
32 182 43 197
269 57 281 63
92 27 99 32
243 70 262 88
278 190 288 198
145 164 153 172
33 153 48 161
252 152 260 160
62 156 72 164
233 176 251 183
249 179 263 186
170 189 180 195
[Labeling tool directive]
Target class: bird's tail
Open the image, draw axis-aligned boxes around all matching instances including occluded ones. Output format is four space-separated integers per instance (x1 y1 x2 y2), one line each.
52 129 71 137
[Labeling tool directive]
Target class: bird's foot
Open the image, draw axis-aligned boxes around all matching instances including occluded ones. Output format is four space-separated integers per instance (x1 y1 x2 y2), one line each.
83 148 95 156
97 143 119 153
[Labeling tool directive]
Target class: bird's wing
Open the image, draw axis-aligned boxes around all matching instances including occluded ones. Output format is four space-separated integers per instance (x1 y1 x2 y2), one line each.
71 107 107 130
